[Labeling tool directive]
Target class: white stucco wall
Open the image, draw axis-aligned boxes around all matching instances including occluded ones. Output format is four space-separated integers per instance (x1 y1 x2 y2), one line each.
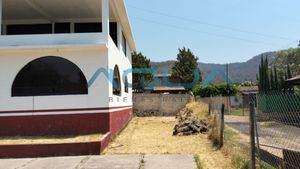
0 46 110 112
108 37 132 107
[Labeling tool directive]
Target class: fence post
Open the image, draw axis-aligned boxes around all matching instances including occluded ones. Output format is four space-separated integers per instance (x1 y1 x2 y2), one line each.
250 102 256 169
242 95 245 116
219 104 225 148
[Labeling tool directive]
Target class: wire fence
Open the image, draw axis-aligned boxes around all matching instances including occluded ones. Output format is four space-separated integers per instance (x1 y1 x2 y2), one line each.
195 96 226 147
195 94 255 117
255 92 300 169
197 91 300 168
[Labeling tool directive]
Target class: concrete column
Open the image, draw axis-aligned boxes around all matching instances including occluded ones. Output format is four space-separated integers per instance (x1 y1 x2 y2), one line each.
51 22 55 34
70 22 75 33
117 22 123 51
102 0 110 42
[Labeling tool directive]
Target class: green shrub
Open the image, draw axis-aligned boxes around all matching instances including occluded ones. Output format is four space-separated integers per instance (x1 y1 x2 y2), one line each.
193 83 239 97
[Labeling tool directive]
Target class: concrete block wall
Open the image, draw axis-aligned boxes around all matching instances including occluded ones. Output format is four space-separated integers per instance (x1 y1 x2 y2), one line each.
133 94 192 116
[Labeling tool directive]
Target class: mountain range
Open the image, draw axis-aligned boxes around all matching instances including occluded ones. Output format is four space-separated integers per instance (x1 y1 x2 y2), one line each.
151 51 277 84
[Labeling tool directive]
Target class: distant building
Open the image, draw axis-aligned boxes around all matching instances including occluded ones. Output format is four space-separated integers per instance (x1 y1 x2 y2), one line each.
153 86 186 94
286 75 300 85
145 74 186 94
239 86 258 107
239 86 259 94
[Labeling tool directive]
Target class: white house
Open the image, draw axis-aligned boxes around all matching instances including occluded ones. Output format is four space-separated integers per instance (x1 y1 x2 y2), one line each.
0 0 135 138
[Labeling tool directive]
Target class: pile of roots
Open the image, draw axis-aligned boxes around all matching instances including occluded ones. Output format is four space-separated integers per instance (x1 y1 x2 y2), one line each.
173 108 209 136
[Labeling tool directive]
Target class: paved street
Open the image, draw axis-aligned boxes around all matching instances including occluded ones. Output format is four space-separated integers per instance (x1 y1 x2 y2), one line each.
0 155 197 169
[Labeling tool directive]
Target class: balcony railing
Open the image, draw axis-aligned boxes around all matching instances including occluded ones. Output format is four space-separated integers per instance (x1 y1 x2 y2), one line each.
0 33 106 49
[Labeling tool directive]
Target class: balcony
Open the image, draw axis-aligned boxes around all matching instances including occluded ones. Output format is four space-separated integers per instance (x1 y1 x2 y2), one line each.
0 0 135 51
0 33 106 49
0 0 111 49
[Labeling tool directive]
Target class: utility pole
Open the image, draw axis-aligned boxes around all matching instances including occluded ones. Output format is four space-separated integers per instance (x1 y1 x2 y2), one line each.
226 64 231 114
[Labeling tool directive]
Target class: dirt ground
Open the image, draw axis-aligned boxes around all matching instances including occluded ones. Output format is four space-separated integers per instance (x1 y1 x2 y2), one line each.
104 117 233 169
0 134 103 145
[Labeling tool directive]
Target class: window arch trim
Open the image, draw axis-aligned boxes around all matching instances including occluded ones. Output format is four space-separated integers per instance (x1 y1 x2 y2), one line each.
113 65 121 96
12 56 88 97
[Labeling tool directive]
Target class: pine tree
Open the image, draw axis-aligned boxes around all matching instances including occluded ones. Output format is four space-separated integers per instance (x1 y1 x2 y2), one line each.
264 57 270 92
132 52 152 90
258 56 273 93
259 57 264 92
171 47 202 88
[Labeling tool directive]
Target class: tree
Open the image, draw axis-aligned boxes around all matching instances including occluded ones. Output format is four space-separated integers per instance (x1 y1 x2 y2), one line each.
287 64 292 79
286 64 293 93
270 69 275 90
264 57 270 91
258 56 279 93
274 66 279 90
192 83 239 97
259 55 294 93
132 52 152 91
171 47 202 89
280 75 286 92
272 48 300 76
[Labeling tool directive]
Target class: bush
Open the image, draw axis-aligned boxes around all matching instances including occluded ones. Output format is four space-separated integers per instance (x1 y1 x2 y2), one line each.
193 83 239 97
192 84 202 96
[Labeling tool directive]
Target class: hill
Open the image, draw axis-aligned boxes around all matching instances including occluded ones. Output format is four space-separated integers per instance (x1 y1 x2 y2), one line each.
151 52 277 83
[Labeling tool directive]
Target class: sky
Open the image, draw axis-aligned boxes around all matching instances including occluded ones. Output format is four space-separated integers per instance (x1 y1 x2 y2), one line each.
125 0 300 64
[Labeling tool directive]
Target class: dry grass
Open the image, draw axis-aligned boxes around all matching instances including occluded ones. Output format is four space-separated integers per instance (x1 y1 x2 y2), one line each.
222 127 255 169
208 114 220 146
0 134 104 145
104 117 232 169
184 102 209 119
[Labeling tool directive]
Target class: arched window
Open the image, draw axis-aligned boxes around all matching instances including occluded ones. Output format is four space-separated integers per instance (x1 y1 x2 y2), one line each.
113 65 121 96
125 76 129 93
12 56 88 97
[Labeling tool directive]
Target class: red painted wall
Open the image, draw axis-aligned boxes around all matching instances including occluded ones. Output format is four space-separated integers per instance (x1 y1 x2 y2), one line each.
0 113 110 136
109 108 132 136
0 108 132 158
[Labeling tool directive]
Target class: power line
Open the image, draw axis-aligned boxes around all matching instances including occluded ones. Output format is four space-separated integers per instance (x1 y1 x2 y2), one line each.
128 4 293 41
278 39 299 50
131 16 279 46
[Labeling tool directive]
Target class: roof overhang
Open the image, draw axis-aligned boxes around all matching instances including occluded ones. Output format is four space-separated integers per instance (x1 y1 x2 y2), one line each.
153 86 186 92
111 0 136 51
286 75 300 85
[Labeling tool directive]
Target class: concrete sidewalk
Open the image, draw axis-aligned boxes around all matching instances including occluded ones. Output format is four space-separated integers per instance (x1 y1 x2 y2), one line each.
0 155 197 169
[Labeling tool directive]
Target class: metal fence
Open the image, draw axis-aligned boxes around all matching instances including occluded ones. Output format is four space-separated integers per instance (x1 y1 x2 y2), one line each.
196 96 226 148
196 94 255 116
198 92 300 168
254 92 300 169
